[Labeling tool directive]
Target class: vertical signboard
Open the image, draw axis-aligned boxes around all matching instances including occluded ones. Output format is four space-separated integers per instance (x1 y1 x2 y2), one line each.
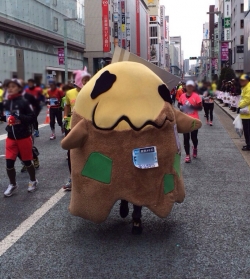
58 48 64 65
113 0 119 47
160 6 165 68
102 1 110 52
136 0 141 56
224 0 231 43
221 42 229 61
121 0 126 49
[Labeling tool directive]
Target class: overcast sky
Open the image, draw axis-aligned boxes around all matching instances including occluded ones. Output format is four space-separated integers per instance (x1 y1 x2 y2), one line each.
162 0 215 61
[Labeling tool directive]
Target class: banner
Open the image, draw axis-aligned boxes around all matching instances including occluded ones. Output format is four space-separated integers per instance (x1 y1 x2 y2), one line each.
136 0 140 56
102 1 110 52
58 48 64 65
121 0 126 49
221 42 229 61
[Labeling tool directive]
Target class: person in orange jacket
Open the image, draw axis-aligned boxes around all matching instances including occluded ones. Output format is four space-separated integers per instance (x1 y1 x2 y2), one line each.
176 82 186 105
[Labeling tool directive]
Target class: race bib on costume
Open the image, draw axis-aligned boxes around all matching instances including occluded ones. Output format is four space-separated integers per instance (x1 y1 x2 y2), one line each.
132 146 159 169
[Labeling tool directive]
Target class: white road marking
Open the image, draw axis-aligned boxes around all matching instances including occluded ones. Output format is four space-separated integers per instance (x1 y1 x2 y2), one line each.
0 155 5 157
0 124 49 141
0 188 66 257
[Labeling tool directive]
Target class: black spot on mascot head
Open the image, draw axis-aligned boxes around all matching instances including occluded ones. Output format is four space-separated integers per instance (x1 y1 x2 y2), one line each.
158 84 172 104
91 71 117 99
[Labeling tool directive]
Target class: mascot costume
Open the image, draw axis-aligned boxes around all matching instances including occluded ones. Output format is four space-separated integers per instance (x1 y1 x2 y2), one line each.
61 61 202 234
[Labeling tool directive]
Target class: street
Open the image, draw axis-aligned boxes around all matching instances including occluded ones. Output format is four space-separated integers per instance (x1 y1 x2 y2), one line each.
0 105 250 279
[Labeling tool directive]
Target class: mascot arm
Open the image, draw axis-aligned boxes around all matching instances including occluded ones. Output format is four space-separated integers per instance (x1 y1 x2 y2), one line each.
61 119 88 150
174 109 202 134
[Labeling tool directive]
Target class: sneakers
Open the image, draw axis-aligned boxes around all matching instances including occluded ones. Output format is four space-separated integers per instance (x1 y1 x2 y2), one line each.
193 148 198 158
4 184 18 197
28 179 38 192
33 130 39 137
33 158 40 169
210 121 213 126
131 218 143 235
242 145 250 151
119 200 129 218
21 165 27 173
185 155 191 163
63 178 72 191
50 134 56 140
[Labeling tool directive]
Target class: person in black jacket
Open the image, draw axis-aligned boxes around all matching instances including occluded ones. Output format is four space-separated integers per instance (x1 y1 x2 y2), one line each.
0 79 38 197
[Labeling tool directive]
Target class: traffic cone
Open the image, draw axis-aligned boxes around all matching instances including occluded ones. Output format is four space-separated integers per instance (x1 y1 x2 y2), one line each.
44 105 50 124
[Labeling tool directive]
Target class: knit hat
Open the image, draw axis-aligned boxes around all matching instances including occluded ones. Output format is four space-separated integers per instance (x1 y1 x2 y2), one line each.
73 67 91 89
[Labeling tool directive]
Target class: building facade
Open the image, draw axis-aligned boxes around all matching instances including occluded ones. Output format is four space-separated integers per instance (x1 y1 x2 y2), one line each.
183 59 189 75
231 0 245 73
85 0 149 75
244 10 250 74
169 43 181 76
147 0 161 66
170 36 182 74
0 0 86 84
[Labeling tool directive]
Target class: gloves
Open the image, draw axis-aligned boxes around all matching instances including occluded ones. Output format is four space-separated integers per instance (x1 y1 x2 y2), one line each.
8 115 16 126
63 117 69 129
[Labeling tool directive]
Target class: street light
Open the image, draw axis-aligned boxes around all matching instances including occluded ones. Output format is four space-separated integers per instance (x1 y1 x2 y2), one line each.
207 11 221 77
64 17 78 84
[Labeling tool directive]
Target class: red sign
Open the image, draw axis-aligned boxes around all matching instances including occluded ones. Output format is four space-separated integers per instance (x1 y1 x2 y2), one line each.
102 1 110 52
58 48 64 65
136 0 140 56
221 42 229 62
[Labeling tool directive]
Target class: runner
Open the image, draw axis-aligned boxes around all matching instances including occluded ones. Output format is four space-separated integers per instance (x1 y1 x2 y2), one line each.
20 84 41 172
203 82 216 126
62 68 91 191
47 80 65 140
25 79 42 137
0 79 38 197
178 80 202 163
176 82 186 106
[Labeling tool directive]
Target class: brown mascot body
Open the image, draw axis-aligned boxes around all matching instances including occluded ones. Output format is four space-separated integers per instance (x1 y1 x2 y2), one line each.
61 61 202 224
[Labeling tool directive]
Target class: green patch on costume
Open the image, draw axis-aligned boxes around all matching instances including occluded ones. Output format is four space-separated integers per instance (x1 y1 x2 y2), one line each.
82 152 112 184
163 174 174 194
191 120 196 129
173 154 181 177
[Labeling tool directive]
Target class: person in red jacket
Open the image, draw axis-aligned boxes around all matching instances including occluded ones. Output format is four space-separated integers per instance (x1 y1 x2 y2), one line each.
47 80 65 140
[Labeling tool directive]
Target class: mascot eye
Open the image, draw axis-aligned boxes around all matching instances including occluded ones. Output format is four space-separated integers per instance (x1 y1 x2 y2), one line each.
91 71 117 99
158 84 172 104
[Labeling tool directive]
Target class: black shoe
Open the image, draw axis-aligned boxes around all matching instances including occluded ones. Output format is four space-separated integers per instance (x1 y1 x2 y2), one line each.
242 145 250 151
132 218 143 235
119 200 129 218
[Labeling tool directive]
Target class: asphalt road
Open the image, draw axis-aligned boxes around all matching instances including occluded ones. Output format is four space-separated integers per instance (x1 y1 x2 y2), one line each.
0 105 250 279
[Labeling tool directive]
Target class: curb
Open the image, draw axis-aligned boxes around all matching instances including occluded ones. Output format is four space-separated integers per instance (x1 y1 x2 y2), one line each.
214 100 235 121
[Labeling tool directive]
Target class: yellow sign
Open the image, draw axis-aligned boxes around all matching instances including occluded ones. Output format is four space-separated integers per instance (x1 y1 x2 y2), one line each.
121 24 125 32
148 0 154 4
